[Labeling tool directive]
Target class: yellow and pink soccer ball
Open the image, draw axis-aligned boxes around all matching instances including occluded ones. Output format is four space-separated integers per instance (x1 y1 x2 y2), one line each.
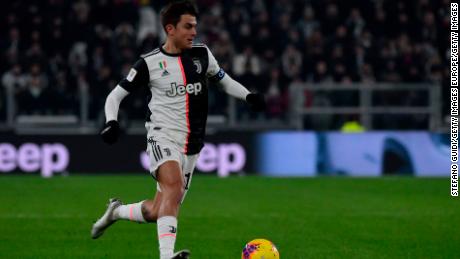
241 238 280 259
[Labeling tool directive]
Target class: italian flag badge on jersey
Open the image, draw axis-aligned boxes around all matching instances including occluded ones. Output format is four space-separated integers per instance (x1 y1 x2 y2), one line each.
160 60 169 77
159 60 167 69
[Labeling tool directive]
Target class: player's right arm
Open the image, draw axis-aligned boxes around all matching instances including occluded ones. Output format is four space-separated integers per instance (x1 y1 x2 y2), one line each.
100 58 150 144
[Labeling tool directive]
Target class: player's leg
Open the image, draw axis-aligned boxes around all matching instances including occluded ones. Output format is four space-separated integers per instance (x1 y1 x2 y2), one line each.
126 137 176 223
109 191 162 223
120 152 199 224
141 191 162 222
163 154 198 258
91 197 149 239
91 161 164 238
140 153 198 222
91 171 173 239
156 160 185 259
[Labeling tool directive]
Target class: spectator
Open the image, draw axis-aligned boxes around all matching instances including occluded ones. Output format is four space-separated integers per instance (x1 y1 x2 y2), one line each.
297 5 320 40
17 76 52 115
232 46 261 80
137 5 160 45
0 0 449 127
281 44 302 80
2 64 27 94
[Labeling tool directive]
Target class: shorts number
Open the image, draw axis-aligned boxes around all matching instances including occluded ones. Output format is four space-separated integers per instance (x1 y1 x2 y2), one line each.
184 173 191 190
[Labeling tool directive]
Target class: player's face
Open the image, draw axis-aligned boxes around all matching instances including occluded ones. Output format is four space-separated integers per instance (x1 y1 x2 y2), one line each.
170 14 197 49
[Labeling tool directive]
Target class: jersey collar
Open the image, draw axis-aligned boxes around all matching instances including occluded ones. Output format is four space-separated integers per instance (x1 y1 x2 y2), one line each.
160 46 182 57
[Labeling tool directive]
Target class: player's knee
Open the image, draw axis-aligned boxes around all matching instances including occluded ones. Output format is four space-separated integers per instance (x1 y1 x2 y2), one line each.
143 209 158 222
177 185 185 199
161 184 184 206
163 178 185 194
141 202 158 222
171 182 185 200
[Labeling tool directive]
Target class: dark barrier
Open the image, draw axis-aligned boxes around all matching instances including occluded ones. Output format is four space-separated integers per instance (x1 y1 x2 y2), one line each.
0 132 255 177
1 131 449 177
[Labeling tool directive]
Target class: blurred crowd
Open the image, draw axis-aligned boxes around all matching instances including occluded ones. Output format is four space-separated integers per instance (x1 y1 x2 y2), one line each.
0 0 450 129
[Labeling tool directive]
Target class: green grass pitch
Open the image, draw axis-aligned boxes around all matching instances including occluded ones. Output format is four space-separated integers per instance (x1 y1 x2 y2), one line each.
0 175 458 258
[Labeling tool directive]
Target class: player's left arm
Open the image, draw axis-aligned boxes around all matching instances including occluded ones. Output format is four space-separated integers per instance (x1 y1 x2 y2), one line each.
205 46 266 112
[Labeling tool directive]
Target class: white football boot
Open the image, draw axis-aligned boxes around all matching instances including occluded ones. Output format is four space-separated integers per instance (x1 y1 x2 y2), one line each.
171 249 191 259
91 198 122 239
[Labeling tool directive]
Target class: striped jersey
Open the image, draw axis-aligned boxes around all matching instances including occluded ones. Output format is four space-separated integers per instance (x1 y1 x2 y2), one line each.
119 43 225 155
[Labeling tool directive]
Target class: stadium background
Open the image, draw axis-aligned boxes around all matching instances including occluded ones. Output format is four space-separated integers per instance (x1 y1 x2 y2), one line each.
0 0 455 258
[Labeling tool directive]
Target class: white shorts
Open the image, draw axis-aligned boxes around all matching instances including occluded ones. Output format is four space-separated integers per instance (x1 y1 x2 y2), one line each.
146 135 198 203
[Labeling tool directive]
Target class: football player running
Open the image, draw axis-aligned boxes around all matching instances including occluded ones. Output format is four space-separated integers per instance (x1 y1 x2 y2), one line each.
91 1 265 258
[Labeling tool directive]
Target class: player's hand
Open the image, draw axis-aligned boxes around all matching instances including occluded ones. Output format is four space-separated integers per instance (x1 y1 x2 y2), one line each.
246 93 266 112
100 120 120 145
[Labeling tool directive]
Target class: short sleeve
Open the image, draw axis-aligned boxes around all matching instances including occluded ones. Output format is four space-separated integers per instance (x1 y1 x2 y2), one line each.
119 58 150 92
205 46 226 83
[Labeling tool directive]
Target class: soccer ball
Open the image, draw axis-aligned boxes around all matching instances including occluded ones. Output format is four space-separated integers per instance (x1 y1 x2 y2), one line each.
241 238 280 259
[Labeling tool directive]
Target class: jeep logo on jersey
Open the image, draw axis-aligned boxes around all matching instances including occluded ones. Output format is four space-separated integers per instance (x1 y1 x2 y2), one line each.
166 82 202 97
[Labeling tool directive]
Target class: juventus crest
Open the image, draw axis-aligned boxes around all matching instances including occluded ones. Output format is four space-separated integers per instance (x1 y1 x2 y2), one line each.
192 58 202 74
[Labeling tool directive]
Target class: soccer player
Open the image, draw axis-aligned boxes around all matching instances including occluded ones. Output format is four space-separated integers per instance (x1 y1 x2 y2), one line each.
90 1 265 259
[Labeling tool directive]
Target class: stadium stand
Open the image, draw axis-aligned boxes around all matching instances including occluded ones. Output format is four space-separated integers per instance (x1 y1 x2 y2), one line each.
0 0 449 129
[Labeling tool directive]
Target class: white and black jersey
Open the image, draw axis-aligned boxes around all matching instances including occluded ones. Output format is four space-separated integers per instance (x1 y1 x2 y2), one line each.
118 44 225 155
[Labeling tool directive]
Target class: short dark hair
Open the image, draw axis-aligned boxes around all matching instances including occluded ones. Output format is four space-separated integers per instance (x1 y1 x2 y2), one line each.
160 1 199 32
